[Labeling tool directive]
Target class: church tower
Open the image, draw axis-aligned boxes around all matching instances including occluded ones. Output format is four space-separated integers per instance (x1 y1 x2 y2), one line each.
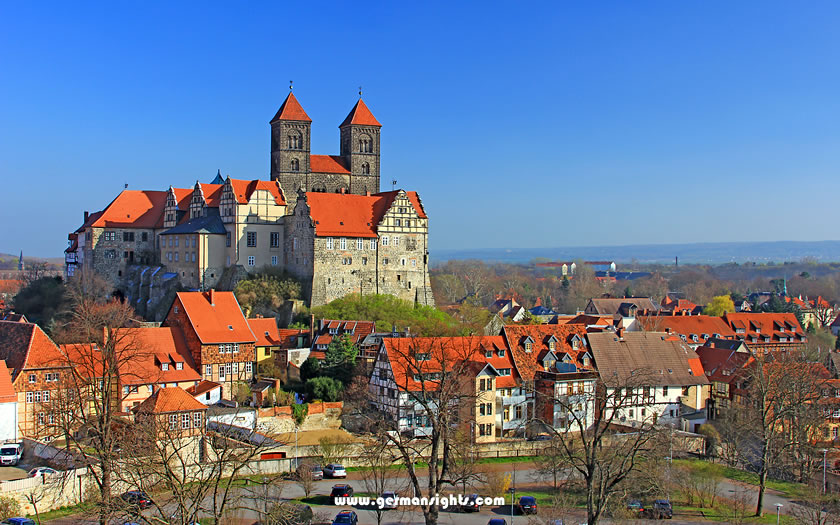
270 90 312 195
339 97 382 194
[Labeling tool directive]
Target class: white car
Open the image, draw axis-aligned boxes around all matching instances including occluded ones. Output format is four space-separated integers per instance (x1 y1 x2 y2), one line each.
323 463 347 478
28 467 58 477
0 444 22 466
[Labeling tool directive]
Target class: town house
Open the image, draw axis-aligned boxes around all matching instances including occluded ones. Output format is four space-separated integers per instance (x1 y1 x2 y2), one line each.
163 290 256 397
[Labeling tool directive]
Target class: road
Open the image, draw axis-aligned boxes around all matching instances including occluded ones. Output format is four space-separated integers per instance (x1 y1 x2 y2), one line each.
45 464 795 524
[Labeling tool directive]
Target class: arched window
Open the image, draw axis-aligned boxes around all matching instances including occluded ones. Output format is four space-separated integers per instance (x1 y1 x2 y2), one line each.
288 131 303 150
358 134 372 153
361 162 370 174
291 159 300 172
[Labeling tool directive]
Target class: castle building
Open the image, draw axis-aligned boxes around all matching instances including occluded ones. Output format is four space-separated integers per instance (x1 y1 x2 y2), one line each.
65 93 434 308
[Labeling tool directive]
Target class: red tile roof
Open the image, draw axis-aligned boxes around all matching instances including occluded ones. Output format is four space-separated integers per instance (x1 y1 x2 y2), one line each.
174 291 255 344
247 318 282 347
382 336 508 392
722 313 806 344
306 190 426 238
637 315 736 343
90 190 168 229
186 380 221 397
197 183 223 208
74 210 104 233
695 346 754 384
0 280 23 295
229 179 285 206
0 361 16 403
0 321 65 377
502 324 591 382
313 320 376 348
339 98 382 127
112 327 201 386
270 92 312 123
563 314 614 327
136 386 208 414
310 155 351 174
276 329 309 349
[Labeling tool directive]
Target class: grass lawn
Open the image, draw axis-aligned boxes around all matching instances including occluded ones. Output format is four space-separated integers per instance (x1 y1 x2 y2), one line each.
673 459 811 500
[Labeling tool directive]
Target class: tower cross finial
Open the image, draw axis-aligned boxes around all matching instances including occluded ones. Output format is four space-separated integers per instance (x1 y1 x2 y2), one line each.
289 80 293 92
359 85 363 98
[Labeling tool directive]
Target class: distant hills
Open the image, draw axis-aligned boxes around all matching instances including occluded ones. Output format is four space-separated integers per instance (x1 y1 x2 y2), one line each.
431 241 840 265
0 252 64 271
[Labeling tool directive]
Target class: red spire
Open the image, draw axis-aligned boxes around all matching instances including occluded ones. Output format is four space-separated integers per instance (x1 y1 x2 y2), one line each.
339 98 381 127
270 92 311 123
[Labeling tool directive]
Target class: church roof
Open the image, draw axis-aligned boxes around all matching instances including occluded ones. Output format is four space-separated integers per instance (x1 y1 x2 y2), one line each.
89 190 168 229
305 190 426 238
270 92 311 123
310 155 351 174
339 98 381 127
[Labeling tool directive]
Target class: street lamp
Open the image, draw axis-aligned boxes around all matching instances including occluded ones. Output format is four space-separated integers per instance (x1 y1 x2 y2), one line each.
822 448 829 494
775 503 783 525
508 486 516 524
294 425 299 469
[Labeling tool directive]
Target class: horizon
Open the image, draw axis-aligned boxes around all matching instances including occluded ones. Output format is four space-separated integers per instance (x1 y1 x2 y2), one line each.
3 2 840 257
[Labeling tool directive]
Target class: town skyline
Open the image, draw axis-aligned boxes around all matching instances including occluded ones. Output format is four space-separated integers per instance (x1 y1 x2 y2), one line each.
3 2 840 258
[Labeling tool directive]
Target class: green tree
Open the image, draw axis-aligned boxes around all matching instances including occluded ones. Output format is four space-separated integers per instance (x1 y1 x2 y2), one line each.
323 334 357 384
310 293 460 336
305 376 343 402
12 276 67 328
233 271 302 317
703 295 736 316
300 357 321 382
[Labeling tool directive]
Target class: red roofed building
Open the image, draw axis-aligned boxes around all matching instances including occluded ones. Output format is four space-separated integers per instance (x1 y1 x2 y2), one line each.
370 335 520 442
310 319 376 361
636 315 736 349
163 290 256 397
695 344 755 419
0 360 18 441
722 313 807 356
135 386 208 439
270 92 382 203
286 189 433 306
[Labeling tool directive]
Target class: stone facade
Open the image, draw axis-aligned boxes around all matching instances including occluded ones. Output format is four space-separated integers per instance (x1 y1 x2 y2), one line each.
85 226 158 283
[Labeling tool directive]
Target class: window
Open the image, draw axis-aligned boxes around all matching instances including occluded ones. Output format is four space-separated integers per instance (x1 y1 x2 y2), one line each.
174 252 179 262
162 363 169 371
393 236 400 246
246 362 253 375
226 231 231 247
497 348 505 357
525 342 532 352
381 236 389 246
123 232 135 242
663 386 669 396
835 428 839 439
411 259 416 267
340 238 347 250
194 412 202 429
395 219 401 227
326 238 333 250
34 391 41 402
247 232 256 247
293 238 298 251
233 343 240 353
28 374 36 383
499 368 512 376
357 238 364 250
26 392 33 403
271 255 278 266
515 405 523 419
369 239 377 250
206 365 212 377
383 258 389 265
176 362 183 371
232 362 239 375
181 413 191 429
270 232 280 248
415 352 430 361
291 158 300 171
169 414 178 430
400 258 406 266
248 256 255 266
38 413 44 425
219 366 226 381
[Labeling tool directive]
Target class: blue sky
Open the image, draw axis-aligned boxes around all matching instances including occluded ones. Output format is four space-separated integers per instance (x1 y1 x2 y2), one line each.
2 2 840 257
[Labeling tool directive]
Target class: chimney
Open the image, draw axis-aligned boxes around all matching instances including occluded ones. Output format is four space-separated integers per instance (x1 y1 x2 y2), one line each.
616 327 624 339
209 289 215 306
83 211 89 223
340 187 346 194
365 190 371 196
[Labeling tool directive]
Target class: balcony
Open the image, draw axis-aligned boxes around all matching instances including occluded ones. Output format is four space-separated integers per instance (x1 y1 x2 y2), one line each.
500 394 527 406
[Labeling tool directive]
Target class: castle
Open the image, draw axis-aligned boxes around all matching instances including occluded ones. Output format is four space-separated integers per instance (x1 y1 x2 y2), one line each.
65 92 434 309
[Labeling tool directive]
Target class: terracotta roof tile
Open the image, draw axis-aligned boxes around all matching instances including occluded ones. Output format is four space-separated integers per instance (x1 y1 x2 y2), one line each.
306 190 426 238
247 318 282 347
502 325 591 382
0 321 65 377
228 179 285 206
186 380 221 397
695 346 754 384
637 315 736 343
270 92 312 123
276 329 309 349
90 190 168 229
173 291 255 344
0 361 16 403
310 155 351 174
339 98 382 127
136 386 208 414
112 327 201 386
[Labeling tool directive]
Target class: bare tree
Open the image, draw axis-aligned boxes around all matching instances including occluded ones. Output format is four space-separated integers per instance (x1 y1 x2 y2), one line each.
790 490 840 525
448 430 483 494
360 437 403 525
295 460 317 499
531 369 665 525
532 438 572 491
317 435 352 465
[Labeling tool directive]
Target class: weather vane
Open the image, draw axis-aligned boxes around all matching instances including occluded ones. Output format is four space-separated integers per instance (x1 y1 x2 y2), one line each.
359 85 363 98
289 80 293 91
391 179 397 190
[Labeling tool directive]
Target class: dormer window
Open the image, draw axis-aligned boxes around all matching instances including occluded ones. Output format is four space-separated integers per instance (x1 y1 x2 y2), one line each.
525 342 532 353
485 350 492 358
161 363 169 371
497 349 505 358
549 341 555 351
176 362 183 370
415 352 430 362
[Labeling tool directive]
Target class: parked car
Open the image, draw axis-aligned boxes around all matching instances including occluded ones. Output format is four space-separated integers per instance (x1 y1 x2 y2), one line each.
297 462 323 481
518 495 537 514
527 433 552 441
381 491 399 510
28 467 58 477
331 510 358 525
487 519 507 525
120 490 154 510
324 463 347 478
330 484 354 504
626 499 644 513
1 519 36 525
0 443 23 466
460 493 480 512
643 499 673 519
